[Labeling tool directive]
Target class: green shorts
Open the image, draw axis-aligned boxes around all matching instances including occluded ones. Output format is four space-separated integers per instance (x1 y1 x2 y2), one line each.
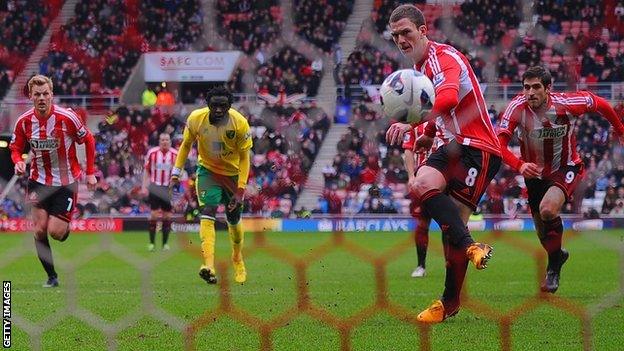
196 165 239 208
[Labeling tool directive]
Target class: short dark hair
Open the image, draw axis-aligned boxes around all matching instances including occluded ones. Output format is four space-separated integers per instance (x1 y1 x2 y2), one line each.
522 66 552 88
389 4 426 27
206 85 233 105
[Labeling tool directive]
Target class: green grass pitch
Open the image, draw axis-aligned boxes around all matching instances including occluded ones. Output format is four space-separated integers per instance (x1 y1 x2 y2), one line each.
1 229 623 350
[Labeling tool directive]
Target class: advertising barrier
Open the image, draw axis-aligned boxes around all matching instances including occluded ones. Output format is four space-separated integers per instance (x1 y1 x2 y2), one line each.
0 219 123 233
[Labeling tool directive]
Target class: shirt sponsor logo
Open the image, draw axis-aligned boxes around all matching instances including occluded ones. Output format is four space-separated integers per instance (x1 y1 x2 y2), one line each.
530 125 568 139
30 138 59 150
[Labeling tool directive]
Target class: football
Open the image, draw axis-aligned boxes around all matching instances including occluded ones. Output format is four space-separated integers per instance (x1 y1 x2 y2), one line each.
379 69 435 124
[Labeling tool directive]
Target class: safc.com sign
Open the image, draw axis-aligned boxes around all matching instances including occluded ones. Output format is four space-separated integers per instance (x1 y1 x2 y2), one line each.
144 51 241 82
0 219 123 233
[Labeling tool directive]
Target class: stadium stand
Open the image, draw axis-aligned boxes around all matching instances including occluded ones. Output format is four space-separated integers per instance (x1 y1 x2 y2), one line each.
0 0 62 98
215 0 282 55
294 0 354 53
255 46 322 96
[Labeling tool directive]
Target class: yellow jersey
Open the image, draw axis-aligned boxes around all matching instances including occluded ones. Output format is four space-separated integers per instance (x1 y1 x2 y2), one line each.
174 107 252 184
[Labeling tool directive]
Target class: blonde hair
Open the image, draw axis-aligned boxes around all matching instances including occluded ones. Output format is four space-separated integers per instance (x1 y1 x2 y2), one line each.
28 75 54 94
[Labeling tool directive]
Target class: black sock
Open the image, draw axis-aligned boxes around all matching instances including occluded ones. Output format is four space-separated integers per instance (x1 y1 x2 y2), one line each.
415 219 429 268
440 234 468 314
162 220 171 245
422 190 474 248
148 220 157 245
35 235 57 278
541 217 563 269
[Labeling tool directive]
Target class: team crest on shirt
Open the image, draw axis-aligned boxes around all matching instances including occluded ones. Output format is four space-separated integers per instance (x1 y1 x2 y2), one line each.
432 72 444 87
500 118 509 129
226 130 235 139
77 126 87 139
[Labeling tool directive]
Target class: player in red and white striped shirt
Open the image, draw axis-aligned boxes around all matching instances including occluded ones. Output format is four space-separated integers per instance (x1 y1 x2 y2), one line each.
498 66 624 293
401 120 448 278
142 133 178 251
9 75 96 288
384 4 500 323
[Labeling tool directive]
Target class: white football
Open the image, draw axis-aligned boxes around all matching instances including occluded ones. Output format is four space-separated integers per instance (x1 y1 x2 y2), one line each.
380 69 435 124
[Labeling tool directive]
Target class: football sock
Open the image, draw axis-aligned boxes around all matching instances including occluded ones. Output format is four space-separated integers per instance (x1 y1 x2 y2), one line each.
415 217 429 268
148 219 157 245
35 235 57 278
440 234 468 313
199 217 216 269
540 217 563 266
228 222 244 262
162 220 171 245
422 189 474 248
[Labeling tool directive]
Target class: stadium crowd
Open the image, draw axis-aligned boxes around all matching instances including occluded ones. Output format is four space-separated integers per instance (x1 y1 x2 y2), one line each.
216 0 281 55
294 0 353 53
0 0 61 98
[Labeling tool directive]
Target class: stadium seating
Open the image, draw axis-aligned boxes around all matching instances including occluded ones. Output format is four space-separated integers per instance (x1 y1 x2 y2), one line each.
255 46 322 96
294 0 354 53
216 0 282 55
0 0 62 98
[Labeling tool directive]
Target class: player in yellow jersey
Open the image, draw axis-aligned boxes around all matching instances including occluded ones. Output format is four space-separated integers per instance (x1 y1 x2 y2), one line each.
170 86 252 284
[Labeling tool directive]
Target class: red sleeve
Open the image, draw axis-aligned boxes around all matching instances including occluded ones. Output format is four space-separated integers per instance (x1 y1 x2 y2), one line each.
425 87 459 121
593 94 624 136
559 91 595 116
9 118 26 164
498 133 523 172
419 51 461 123
401 129 415 150
84 133 95 175
497 95 522 137
144 150 152 171
64 110 89 144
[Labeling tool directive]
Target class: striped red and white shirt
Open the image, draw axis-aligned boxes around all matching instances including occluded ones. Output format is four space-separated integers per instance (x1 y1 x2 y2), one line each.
402 119 450 165
9 105 91 186
144 147 178 186
415 41 500 156
498 92 597 175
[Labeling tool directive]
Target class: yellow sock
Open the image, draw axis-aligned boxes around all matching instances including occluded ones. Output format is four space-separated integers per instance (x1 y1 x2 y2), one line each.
199 218 216 270
228 222 244 262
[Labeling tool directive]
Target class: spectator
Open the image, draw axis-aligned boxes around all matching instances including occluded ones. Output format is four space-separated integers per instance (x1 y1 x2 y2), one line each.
142 85 157 107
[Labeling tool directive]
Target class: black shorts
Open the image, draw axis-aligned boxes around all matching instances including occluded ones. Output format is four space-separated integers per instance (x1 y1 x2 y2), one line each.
425 140 502 210
148 184 172 211
27 180 77 222
526 164 585 215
